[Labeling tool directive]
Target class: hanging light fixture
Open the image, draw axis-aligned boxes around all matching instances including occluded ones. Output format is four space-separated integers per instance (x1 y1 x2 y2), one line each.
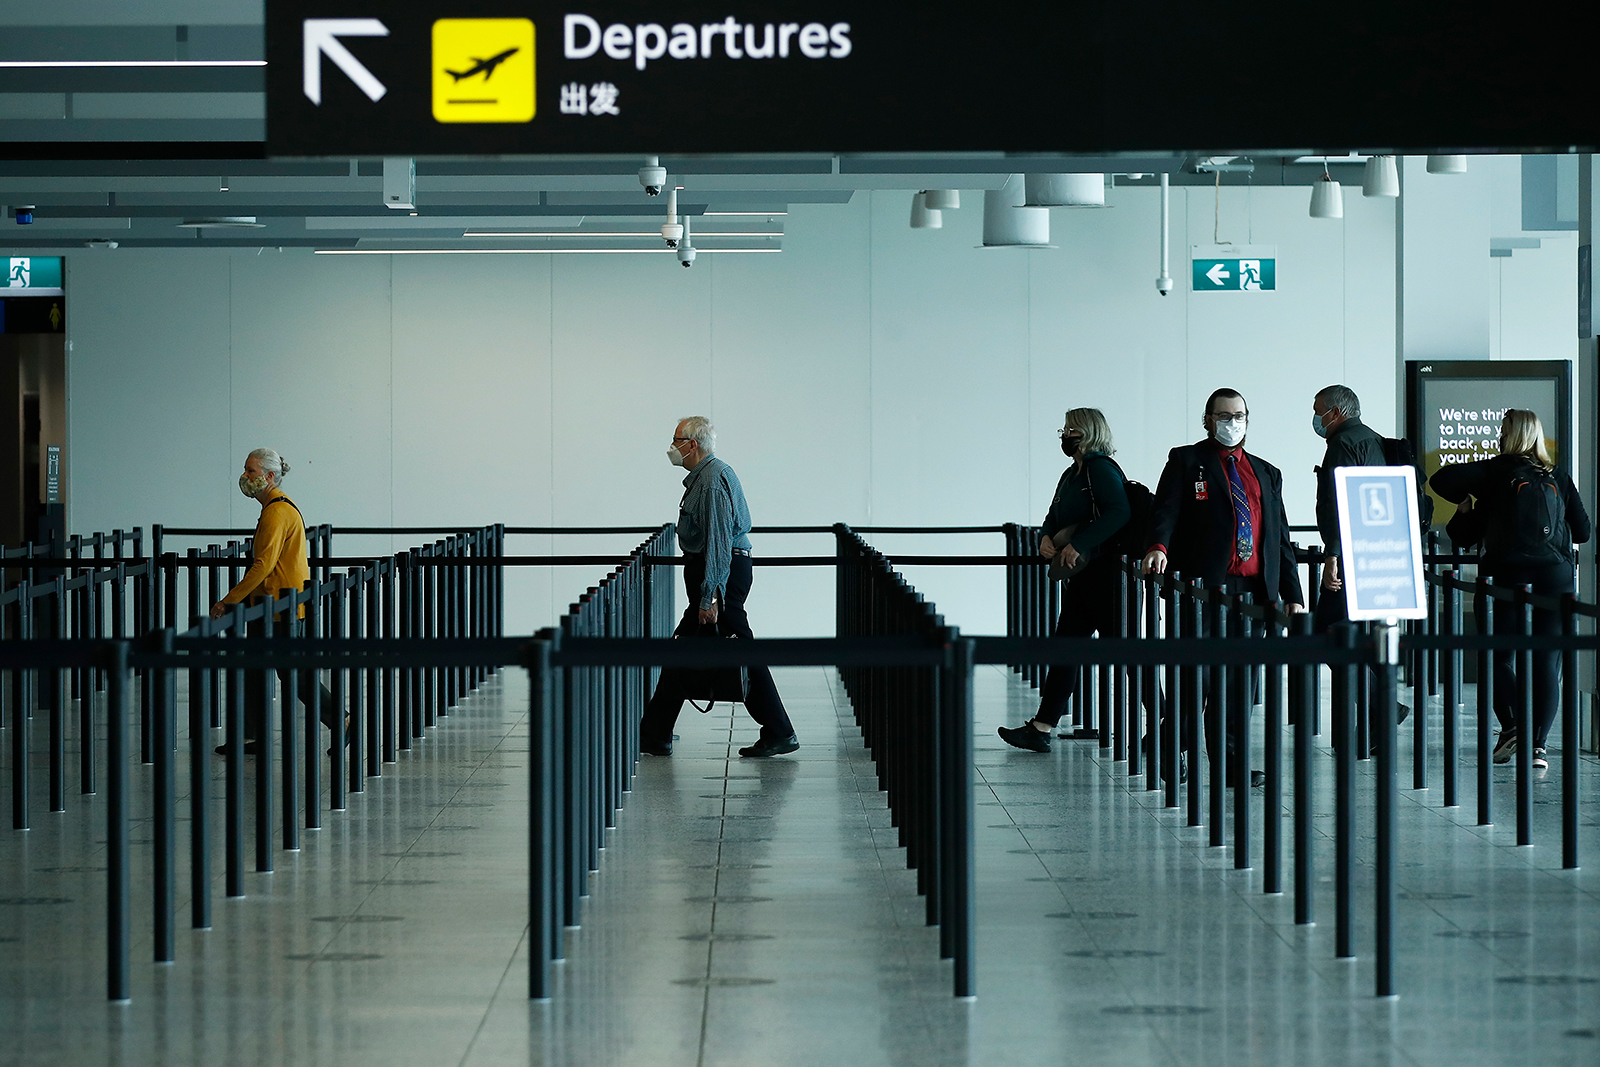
1309 169 1343 219
1426 155 1467 174
922 190 959 211
909 191 942 229
981 174 1051 247
1023 173 1105 207
1362 155 1399 197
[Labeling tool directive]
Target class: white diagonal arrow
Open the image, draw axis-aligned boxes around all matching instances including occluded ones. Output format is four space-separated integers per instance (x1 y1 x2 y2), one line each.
1205 262 1230 286
303 18 389 105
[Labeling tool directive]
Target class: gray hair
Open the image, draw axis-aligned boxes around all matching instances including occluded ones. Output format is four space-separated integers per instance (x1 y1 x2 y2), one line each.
678 416 716 454
248 447 291 483
1315 385 1361 421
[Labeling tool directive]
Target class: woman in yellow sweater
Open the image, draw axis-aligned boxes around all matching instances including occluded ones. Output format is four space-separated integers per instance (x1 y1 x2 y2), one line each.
210 448 339 756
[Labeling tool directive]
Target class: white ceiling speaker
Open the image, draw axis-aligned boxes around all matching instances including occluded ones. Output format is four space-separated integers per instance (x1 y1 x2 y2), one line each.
1023 173 1105 207
1426 155 1467 174
1309 174 1343 218
1362 155 1399 197
909 192 942 229
982 174 1051 247
922 189 960 211
176 216 264 228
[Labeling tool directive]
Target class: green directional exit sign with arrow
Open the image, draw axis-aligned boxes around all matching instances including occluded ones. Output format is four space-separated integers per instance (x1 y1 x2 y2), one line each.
1191 245 1276 292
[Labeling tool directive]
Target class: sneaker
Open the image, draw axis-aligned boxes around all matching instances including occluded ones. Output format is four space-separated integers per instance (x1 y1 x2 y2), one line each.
1492 732 1517 765
998 723 1051 753
640 737 673 756
1531 748 1548 770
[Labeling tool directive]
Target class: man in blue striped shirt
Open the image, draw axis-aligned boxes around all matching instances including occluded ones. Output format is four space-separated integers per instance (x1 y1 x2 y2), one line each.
640 416 799 758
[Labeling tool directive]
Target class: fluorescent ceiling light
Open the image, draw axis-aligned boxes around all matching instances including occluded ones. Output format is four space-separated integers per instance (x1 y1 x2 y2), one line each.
0 60 265 68
464 230 780 238
314 247 781 255
701 211 788 216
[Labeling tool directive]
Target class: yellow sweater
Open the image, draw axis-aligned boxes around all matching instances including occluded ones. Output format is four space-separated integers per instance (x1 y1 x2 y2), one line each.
222 490 309 614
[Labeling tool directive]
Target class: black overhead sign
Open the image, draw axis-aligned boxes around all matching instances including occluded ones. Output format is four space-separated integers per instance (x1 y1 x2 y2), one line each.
266 1 1598 157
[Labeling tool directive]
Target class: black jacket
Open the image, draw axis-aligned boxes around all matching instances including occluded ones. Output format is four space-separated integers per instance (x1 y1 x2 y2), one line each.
1041 453 1131 557
1430 454 1591 574
1314 418 1386 556
1149 439 1305 604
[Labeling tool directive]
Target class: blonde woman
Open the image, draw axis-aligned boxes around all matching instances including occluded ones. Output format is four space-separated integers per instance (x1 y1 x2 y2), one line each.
999 408 1131 753
1430 410 1591 769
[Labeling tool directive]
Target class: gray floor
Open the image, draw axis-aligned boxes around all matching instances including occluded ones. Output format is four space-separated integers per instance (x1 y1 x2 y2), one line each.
2 665 1598 1066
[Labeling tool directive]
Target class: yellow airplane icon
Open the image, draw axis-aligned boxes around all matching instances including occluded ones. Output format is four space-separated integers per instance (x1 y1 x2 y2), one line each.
433 19 534 123
446 47 518 83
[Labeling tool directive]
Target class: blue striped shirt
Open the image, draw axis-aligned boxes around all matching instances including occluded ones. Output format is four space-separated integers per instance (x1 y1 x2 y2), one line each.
677 454 753 609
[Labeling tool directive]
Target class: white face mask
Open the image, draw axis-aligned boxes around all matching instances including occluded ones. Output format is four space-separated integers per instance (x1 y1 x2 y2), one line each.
1212 419 1246 449
667 444 686 467
239 472 270 497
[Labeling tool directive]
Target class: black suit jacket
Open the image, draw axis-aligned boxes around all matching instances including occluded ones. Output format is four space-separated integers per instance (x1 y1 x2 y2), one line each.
1149 439 1305 605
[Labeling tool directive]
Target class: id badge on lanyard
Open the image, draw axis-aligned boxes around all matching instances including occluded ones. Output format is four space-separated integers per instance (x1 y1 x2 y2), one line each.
1193 478 1208 502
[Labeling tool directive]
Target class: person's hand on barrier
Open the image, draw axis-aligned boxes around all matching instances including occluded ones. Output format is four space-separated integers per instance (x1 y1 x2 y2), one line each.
1038 533 1056 558
1287 602 1307 614
1141 549 1167 576
1321 556 1342 592
698 603 719 626
209 601 229 620
1056 543 1081 570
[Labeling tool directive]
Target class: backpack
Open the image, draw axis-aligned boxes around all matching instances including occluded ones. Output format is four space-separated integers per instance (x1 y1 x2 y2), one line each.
1381 436 1433 533
1086 456 1155 558
1486 458 1571 566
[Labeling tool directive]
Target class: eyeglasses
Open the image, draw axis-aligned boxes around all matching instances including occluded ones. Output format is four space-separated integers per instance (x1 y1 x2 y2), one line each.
672 436 693 443
1211 412 1248 424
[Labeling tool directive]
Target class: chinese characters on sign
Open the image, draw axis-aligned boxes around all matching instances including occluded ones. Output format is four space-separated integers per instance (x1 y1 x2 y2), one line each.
559 82 621 115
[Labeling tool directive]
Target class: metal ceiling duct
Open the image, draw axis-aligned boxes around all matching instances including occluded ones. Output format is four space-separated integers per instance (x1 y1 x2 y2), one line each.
981 174 1050 247
1023 173 1105 207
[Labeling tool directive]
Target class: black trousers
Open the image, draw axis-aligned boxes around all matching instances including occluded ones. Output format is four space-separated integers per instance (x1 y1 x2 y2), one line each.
640 552 795 744
1475 562 1572 748
242 615 339 742
1156 572 1267 770
1036 560 1123 727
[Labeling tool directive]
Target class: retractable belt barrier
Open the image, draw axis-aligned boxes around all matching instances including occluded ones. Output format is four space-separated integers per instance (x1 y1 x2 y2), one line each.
5 518 1587 1006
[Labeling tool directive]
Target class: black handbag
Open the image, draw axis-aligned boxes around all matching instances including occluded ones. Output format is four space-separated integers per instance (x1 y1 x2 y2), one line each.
1046 523 1091 582
678 618 750 713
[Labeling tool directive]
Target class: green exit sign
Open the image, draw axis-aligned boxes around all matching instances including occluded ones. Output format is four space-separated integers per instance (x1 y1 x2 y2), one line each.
1191 245 1276 292
5 256 63 291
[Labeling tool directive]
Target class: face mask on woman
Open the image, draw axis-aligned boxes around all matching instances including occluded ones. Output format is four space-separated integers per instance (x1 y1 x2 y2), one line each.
1060 433 1083 457
239 472 270 497
1212 419 1246 449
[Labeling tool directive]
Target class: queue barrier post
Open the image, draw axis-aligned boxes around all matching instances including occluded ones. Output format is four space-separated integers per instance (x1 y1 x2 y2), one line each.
1560 593 1579 870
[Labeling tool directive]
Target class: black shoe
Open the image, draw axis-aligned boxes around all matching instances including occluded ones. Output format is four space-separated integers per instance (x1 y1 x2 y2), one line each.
1396 702 1411 725
641 738 673 756
214 739 260 757
1249 770 1266 788
998 723 1051 753
738 734 799 758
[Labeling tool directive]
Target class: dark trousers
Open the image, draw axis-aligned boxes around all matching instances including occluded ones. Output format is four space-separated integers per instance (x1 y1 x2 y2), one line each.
1475 562 1572 748
641 552 794 744
242 616 339 742
1157 573 1267 770
1314 582 1389 741
1036 560 1123 727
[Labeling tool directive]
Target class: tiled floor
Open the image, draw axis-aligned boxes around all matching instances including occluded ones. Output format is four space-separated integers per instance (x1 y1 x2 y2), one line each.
2 664 1597 1066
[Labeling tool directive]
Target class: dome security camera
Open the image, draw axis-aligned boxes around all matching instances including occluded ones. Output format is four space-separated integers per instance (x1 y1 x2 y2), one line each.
639 156 667 196
662 221 683 248
1156 274 1173 296
677 244 696 267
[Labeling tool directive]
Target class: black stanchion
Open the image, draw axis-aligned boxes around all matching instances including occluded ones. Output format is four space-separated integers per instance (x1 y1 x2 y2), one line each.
1263 602 1283 892
528 635 555 1001
1442 570 1460 808
1560 594 1579 870
1233 593 1252 870
1292 612 1314 925
153 628 177 962
255 605 275 873
1208 589 1226 845
1477 583 1495 827
105 641 131 1003
1375 620 1399 998
1516 586 1533 847
1335 623 1357 960
225 603 246 897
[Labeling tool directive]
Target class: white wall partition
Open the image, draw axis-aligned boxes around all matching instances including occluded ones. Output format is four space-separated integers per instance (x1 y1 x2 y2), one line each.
65 182 1404 635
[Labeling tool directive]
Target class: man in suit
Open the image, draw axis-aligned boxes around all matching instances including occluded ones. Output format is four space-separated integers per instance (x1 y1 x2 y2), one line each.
1143 388 1306 785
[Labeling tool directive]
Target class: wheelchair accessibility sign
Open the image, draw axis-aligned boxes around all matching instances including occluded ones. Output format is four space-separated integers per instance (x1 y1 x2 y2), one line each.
1334 466 1426 621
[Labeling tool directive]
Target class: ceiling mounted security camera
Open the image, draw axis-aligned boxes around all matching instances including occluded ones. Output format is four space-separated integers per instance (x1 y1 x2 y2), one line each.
662 186 684 248
639 155 667 196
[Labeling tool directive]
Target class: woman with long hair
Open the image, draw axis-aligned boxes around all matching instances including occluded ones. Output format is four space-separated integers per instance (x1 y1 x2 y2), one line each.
1430 409 1591 768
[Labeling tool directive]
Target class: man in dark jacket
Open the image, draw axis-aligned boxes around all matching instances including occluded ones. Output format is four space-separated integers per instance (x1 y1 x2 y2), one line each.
1143 388 1305 783
1311 384 1407 732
